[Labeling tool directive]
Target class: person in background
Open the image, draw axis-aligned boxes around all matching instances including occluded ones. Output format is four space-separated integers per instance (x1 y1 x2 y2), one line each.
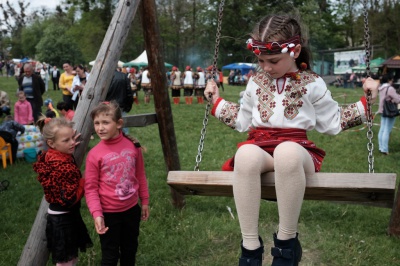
57 101 75 121
128 68 139 105
18 63 45 122
59 61 75 109
105 69 133 134
85 101 149 265
34 116 93 265
51 65 61 91
182 66 195 104
349 72 356 89
204 13 379 266
377 74 400 155
14 63 21 80
40 64 50 92
170 66 182 105
194 67 206 104
71 65 90 107
0 115 25 161
141 67 152 104
0 90 11 117
14 91 33 125
9 61 15 78
218 68 225 91
44 99 59 118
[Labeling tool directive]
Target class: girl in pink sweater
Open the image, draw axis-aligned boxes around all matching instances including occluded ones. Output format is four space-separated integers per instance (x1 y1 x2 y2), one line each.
85 101 149 265
14 91 33 125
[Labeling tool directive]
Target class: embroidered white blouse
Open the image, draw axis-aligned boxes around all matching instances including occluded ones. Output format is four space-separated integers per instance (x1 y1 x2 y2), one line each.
212 70 366 135
196 72 206 88
183 70 194 85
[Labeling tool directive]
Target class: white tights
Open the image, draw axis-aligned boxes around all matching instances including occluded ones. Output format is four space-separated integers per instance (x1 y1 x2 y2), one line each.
233 142 315 250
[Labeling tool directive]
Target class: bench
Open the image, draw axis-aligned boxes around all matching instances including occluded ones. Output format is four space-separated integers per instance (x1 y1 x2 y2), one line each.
167 171 400 236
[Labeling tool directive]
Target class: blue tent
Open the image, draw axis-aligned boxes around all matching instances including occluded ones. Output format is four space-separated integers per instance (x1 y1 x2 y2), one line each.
222 62 256 75
20 57 30 63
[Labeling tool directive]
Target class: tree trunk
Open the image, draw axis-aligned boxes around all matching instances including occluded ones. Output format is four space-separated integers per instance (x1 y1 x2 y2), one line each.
18 1 141 264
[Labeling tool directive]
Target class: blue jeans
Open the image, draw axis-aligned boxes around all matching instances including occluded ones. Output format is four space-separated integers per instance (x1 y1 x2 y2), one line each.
378 115 396 153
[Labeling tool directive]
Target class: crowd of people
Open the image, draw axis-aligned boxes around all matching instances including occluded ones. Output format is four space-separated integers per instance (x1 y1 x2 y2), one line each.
164 65 227 104
331 72 372 88
228 69 255 85
2 59 254 111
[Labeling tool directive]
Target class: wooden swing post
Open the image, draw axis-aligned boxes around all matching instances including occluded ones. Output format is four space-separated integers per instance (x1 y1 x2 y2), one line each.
140 0 185 208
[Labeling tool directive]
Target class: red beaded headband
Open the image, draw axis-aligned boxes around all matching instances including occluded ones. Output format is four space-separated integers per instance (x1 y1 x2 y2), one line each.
246 35 301 57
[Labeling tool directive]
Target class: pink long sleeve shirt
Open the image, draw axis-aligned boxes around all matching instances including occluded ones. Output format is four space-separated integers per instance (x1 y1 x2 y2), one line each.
14 100 33 125
85 132 149 219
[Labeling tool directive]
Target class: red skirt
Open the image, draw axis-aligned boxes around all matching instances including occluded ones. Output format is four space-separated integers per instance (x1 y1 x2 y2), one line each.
222 127 326 172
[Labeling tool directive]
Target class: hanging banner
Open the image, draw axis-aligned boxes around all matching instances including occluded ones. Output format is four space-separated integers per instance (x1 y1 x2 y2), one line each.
334 50 365 74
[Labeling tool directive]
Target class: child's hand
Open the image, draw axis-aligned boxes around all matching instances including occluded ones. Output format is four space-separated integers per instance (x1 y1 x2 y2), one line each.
73 130 82 146
363 77 379 104
141 205 150 221
94 216 109 234
204 80 220 104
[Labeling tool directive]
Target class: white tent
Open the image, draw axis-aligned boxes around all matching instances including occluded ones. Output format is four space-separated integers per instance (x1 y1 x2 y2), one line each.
89 60 125 68
123 51 172 68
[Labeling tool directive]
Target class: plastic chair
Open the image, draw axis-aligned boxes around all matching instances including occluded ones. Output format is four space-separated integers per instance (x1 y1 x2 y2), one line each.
0 136 12 168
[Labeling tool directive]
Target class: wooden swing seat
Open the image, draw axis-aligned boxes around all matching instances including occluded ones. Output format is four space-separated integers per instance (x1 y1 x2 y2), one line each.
167 171 396 207
168 171 400 235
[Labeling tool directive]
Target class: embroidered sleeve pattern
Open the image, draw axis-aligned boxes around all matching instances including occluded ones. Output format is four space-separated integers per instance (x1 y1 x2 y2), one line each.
218 101 240 129
340 103 363 130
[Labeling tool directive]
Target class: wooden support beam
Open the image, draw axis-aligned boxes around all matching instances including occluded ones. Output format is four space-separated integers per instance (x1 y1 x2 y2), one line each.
123 113 157 127
388 181 400 236
141 0 185 208
16 198 49 266
18 1 141 264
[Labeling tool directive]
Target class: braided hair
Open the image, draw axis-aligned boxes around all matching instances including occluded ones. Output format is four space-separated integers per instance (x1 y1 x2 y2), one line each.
251 14 312 71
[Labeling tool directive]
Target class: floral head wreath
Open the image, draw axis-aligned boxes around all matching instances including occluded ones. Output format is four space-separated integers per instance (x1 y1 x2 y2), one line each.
246 35 301 57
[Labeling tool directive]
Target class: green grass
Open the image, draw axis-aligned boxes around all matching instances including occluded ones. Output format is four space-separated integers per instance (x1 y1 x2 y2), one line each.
0 76 400 265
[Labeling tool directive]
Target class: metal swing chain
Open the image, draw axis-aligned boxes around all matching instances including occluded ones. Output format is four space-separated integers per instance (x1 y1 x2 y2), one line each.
363 0 374 173
194 0 225 171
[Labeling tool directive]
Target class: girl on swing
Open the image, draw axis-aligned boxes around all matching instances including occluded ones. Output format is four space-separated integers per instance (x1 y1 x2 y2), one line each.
205 14 379 266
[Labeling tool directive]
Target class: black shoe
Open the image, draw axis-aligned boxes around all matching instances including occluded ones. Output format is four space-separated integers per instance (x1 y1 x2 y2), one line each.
271 233 302 266
239 236 264 266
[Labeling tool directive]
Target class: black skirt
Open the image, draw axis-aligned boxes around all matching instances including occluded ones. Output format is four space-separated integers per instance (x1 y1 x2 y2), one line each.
46 208 93 264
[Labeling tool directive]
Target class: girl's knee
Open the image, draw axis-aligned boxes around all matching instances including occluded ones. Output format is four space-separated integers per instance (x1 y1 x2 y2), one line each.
274 142 305 171
236 144 260 158
235 144 263 169
274 142 302 160
235 144 273 173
